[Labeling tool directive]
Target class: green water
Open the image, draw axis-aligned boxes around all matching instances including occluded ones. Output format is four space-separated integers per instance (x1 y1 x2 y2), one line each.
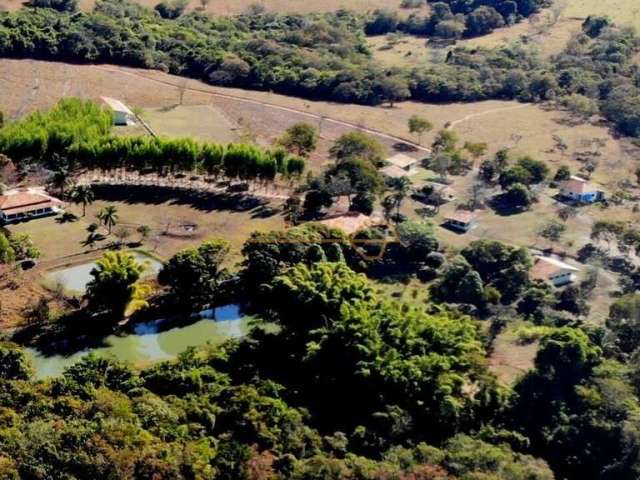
26 305 251 379
44 251 163 294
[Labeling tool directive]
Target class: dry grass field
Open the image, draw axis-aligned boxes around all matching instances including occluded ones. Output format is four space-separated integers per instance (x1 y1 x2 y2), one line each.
142 104 240 143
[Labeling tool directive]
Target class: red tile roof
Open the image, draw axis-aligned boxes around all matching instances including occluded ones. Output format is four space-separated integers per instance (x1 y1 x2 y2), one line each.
0 190 62 214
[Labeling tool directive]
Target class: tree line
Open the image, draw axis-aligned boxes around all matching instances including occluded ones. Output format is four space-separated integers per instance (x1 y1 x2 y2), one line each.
0 98 305 181
1 3 639 138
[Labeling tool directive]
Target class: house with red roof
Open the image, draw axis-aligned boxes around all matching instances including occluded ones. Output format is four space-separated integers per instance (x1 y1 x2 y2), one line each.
0 188 63 224
559 176 604 203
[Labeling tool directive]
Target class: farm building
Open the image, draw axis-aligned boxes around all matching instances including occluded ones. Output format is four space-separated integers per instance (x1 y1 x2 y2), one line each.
101 96 136 126
559 176 604 203
383 153 419 176
0 188 63 223
530 256 580 286
443 210 477 232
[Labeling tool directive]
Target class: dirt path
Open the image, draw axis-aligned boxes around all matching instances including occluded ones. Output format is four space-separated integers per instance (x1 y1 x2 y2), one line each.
91 65 432 154
447 104 531 130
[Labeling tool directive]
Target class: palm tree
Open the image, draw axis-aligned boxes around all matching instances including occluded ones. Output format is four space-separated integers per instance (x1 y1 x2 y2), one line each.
71 185 95 216
388 176 412 220
51 167 72 198
98 205 119 235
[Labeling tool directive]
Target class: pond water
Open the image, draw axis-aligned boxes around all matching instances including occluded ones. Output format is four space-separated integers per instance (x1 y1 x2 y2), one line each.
44 251 163 294
26 305 252 379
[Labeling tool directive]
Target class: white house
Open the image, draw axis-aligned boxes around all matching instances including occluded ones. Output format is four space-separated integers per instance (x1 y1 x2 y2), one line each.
530 256 580 286
101 97 136 126
0 188 63 223
443 210 477 233
559 176 604 204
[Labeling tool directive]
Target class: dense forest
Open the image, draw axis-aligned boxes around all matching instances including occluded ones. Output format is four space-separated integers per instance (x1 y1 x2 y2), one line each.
2 0 640 137
2 228 640 479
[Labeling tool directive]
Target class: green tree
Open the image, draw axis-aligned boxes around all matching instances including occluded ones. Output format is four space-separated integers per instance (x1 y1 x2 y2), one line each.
0 233 16 264
387 176 412 219
504 183 533 210
278 123 318 157
70 184 94 216
158 239 230 306
85 251 145 320
329 132 385 165
0 343 32 380
97 205 118 235
408 115 433 144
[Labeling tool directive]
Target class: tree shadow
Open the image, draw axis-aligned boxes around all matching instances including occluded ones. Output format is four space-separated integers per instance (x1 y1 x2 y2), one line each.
92 184 274 214
56 212 79 223
488 194 529 216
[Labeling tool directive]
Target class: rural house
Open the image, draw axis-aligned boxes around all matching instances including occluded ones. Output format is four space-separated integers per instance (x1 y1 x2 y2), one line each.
101 96 136 126
381 153 419 179
559 176 604 203
530 256 580 286
443 210 477 232
0 188 63 223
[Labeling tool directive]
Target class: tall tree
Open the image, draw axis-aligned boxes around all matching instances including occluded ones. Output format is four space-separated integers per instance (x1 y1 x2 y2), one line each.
85 251 146 320
278 123 318 157
70 184 94 216
98 205 118 235
408 115 433 144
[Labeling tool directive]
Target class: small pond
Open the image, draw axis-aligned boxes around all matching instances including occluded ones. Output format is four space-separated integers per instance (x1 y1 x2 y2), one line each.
26 305 253 379
44 251 163 294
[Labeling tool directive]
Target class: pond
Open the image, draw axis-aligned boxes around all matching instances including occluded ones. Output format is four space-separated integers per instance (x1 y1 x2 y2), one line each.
44 251 163 294
26 305 253 379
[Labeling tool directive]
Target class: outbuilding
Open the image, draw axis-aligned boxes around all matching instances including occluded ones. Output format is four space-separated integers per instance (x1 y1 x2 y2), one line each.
385 153 419 174
0 188 63 223
559 176 604 204
443 210 477 232
101 96 136 126
530 256 580 286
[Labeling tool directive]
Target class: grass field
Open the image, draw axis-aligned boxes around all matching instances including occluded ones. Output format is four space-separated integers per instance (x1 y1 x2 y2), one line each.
142 104 240 143
1 186 285 327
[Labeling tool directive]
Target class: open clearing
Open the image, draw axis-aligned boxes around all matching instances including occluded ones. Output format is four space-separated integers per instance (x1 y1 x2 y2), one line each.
142 105 240 143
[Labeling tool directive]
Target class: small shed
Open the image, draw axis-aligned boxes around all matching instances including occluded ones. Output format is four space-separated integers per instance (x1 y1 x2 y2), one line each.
443 210 477 232
101 97 136 126
530 256 580 286
559 176 604 204
381 165 412 179
386 153 419 174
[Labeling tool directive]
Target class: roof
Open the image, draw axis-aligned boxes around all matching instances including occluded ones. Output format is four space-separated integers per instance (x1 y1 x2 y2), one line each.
0 188 62 214
101 96 134 115
561 176 597 194
444 210 477 225
530 256 580 281
381 165 412 179
386 153 418 169
318 212 375 235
